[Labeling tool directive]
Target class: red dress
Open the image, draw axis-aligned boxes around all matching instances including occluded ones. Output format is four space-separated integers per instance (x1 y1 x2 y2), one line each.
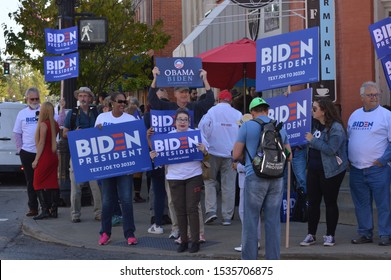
33 120 59 191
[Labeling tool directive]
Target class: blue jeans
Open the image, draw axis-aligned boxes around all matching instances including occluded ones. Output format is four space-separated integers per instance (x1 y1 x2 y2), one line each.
100 175 136 239
101 178 122 217
292 148 307 193
151 166 166 226
350 165 391 238
242 173 283 260
112 189 122 217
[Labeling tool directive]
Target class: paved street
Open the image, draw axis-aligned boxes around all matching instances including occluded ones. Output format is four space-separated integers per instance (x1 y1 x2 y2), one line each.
1 173 391 260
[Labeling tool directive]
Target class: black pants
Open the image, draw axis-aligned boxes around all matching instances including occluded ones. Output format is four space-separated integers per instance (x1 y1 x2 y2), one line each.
151 167 167 226
38 189 59 210
133 172 142 195
307 168 346 236
168 175 203 243
20 149 38 211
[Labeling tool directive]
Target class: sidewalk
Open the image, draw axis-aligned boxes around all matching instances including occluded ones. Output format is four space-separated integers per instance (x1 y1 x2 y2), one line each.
22 200 391 260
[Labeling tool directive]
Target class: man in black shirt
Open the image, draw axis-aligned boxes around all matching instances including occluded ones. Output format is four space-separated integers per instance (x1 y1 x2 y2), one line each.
148 67 214 127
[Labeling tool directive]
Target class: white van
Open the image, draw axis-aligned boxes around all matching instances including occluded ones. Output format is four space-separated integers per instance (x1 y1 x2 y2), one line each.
0 102 27 173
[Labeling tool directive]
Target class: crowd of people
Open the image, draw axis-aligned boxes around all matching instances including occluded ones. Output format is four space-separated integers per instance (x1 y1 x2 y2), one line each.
13 77 391 259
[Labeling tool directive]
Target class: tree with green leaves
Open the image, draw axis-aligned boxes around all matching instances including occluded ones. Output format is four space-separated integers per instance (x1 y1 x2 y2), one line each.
2 0 170 95
0 62 48 102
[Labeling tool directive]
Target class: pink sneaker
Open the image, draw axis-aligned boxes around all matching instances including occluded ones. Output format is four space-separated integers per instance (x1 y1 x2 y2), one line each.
99 233 110 245
127 237 138 245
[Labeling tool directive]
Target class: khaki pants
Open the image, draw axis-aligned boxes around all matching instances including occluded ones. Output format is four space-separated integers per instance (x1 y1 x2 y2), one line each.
69 159 102 220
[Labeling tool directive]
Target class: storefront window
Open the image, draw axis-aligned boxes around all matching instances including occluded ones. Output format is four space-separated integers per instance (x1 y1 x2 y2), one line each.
264 3 280 33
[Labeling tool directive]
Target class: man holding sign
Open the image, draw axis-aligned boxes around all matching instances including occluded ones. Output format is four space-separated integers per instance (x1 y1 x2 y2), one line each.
148 66 214 127
147 63 214 243
63 87 102 224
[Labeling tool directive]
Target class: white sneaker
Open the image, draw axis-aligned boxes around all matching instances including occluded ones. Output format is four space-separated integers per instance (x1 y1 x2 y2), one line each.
235 242 260 252
148 224 163 234
169 229 179 239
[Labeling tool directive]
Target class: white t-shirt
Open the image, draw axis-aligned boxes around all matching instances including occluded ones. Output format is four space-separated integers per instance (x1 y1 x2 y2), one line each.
95 111 136 127
198 103 242 157
165 128 206 180
236 162 246 189
348 106 391 169
13 106 40 153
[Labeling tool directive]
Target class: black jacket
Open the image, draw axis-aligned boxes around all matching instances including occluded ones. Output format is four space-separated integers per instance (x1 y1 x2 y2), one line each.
147 87 215 127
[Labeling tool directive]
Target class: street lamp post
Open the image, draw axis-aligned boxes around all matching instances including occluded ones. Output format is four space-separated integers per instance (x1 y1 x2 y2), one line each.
56 0 77 206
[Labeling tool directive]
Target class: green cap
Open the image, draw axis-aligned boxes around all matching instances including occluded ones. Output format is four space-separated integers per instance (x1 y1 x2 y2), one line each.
249 97 270 111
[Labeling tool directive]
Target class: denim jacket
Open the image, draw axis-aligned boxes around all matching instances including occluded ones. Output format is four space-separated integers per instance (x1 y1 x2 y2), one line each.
309 121 348 178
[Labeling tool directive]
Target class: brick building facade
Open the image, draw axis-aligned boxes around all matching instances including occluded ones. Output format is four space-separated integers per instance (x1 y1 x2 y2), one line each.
136 0 390 124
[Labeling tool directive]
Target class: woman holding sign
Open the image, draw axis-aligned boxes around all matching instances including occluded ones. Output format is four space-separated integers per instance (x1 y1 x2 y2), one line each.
150 108 208 253
95 92 138 246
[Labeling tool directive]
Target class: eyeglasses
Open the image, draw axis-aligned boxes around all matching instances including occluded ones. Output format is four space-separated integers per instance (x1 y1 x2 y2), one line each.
30 98 40 101
364 93 381 98
115 100 128 105
176 118 189 123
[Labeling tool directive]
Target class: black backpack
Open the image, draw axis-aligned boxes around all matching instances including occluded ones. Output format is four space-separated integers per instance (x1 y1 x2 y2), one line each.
70 106 99 131
246 118 286 178
292 187 308 223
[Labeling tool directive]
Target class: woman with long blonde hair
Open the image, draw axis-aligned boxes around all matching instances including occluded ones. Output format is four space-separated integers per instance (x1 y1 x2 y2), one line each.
32 102 60 220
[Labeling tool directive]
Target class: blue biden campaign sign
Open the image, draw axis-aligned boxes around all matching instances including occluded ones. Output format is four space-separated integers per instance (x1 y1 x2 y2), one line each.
45 26 78 54
150 109 195 134
151 130 203 166
44 52 79 82
68 120 152 183
256 27 319 91
381 54 391 90
156 57 203 88
369 17 391 59
266 88 312 148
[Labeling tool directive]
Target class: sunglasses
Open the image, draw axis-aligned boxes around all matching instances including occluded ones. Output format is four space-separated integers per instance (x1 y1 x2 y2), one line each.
30 98 40 101
116 100 128 105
